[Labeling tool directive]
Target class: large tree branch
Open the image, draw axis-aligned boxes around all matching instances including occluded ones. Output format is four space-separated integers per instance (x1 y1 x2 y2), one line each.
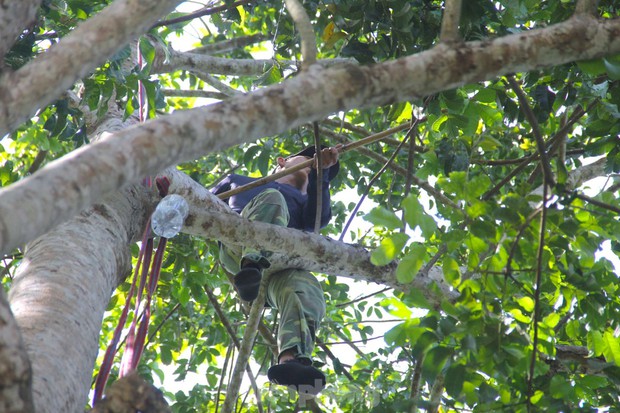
0 0 183 137
1 15 619 255
151 48 353 76
0 0 42 61
0 289 34 413
157 169 456 308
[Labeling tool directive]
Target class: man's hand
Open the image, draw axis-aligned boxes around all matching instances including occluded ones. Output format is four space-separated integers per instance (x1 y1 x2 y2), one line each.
315 144 342 169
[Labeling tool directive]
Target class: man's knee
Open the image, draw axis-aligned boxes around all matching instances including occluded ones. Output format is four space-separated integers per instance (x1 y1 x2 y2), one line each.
254 188 286 207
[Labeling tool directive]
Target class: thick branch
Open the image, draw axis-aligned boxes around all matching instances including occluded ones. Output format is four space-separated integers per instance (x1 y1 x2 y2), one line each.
0 0 183 136
152 49 352 76
150 0 252 29
0 0 42 61
0 289 34 413
1 15 620 254
284 0 318 67
156 169 457 307
91 372 171 413
153 49 276 76
440 0 462 43
575 0 599 15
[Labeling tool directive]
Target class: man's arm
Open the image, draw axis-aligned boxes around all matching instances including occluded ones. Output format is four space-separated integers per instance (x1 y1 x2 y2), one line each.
211 175 232 200
304 170 333 230
303 146 340 231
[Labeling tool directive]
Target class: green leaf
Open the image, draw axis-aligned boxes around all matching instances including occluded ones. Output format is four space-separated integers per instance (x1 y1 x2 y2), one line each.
370 233 409 266
442 255 461 285
395 243 426 283
473 88 496 103
364 206 403 230
530 390 544 404
444 364 466 397
603 331 620 366
550 375 572 399
139 37 156 70
588 330 605 357
577 58 606 76
402 194 437 237
604 57 620 80
422 346 452 381
516 296 535 313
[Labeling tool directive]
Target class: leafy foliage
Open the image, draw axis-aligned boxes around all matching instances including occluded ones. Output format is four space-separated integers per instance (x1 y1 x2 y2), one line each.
3 0 620 412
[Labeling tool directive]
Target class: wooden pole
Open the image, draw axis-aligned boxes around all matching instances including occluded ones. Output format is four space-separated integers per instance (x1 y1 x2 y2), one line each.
215 123 411 199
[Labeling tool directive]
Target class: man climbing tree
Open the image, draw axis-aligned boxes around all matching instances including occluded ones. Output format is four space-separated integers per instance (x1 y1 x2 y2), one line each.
212 145 340 395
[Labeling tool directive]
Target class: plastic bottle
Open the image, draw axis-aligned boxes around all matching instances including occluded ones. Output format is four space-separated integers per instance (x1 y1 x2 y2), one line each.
151 194 189 238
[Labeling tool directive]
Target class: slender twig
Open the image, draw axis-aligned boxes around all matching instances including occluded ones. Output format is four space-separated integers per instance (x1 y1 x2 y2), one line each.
323 335 386 345
257 321 279 358
151 0 253 28
146 303 180 343
161 89 229 100
474 149 584 166
322 117 425 151
338 127 413 241
409 353 425 413
482 101 591 200
506 208 543 280
506 76 555 186
215 343 234 413
573 192 620 214
427 372 445 413
194 72 243 97
204 286 262 412
482 158 534 201
440 0 463 42
331 328 367 359
335 286 391 307
220 274 270 413
527 183 548 411
404 115 417 202
316 340 354 380
27 150 48 174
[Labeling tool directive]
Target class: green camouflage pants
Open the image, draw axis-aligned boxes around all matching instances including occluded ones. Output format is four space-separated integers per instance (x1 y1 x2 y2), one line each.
218 188 326 361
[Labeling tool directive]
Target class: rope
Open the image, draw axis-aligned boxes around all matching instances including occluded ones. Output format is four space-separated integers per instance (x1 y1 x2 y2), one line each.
92 44 169 406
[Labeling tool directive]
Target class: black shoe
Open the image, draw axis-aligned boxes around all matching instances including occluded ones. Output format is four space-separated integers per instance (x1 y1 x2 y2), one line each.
267 359 326 395
233 262 263 301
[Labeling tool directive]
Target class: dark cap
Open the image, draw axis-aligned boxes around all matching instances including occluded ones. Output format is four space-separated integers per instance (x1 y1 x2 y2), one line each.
289 145 340 181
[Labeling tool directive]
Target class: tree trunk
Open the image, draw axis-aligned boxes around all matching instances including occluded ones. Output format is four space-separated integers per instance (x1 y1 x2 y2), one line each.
8 186 151 413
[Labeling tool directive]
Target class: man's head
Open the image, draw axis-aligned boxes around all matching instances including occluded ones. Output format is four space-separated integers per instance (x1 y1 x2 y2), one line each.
287 145 340 181
275 155 312 191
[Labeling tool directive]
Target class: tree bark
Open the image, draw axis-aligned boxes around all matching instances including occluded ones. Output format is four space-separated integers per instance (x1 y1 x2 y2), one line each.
0 0 42 62
0 0 183 137
0 289 34 413
8 186 151 413
1 15 619 256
